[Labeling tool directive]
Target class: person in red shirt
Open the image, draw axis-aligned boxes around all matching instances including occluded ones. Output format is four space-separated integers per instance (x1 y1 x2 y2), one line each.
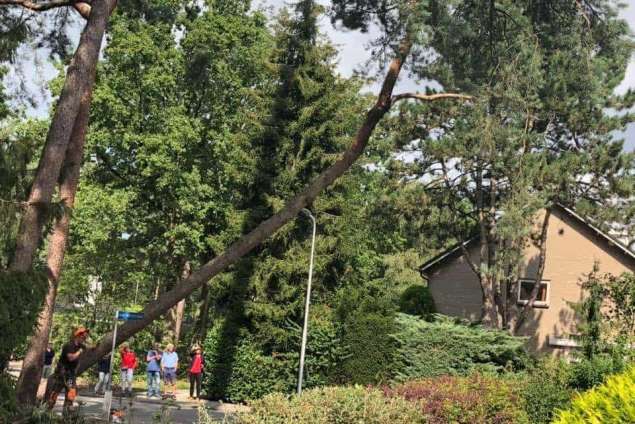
188 346 204 400
120 343 138 396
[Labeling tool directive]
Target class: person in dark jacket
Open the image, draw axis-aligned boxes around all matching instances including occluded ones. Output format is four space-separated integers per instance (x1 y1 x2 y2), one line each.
187 346 204 400
45 327 89 410
42 344 55 379
94 354 111 394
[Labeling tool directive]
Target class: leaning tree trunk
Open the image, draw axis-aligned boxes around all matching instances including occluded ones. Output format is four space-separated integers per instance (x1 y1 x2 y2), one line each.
8 0 117 273
15 85 93 406
76 35 415 373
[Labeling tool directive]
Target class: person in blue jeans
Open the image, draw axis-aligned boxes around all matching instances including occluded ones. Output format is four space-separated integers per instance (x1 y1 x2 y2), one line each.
160 343 179 398
146 343 162 397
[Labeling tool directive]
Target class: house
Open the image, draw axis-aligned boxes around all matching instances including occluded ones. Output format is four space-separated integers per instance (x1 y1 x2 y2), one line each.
419 204 635 354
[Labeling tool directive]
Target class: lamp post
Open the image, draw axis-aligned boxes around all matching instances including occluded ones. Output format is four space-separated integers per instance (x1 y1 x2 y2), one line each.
297 208 316 395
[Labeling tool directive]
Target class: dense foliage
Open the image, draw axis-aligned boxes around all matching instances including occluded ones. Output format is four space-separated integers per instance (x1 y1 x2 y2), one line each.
384 374 529 424
208 386 425 424
0 270 47 369
398 285 435 318
390 313 528 381
554 365 635 424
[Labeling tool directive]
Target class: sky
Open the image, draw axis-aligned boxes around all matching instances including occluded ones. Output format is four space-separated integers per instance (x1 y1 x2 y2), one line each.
8 0 635 148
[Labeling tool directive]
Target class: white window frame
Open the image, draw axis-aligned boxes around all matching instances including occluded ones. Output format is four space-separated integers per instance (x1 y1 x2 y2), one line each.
517 278 550 308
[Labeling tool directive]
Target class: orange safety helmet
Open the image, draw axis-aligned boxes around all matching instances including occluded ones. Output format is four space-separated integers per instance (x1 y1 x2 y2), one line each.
73 326 89 338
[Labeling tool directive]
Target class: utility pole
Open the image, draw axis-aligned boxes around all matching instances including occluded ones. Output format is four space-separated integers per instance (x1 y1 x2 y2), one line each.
297 208 316 395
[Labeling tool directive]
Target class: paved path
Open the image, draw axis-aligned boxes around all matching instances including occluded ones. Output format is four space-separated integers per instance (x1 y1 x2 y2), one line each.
52 391 240 423
8 361 247 423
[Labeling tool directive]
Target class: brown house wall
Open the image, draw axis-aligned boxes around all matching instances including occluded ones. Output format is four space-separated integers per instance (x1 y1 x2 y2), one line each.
426 207 635 354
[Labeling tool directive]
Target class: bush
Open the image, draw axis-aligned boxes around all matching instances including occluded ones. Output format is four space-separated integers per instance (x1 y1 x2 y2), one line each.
519 359 573 424
0 270 47 368
384 374 529 424
202 320 269 401
203 316 347 402
339 311 396 385
398 285 435 318
224 341 288 402
553 365 635 423
206 386 424 424
390 313 529 381
568 353 625 390
0 372 18 421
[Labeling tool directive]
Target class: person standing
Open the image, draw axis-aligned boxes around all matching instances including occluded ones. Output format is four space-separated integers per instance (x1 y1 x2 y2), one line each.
120 343 137 396
94 354 111 394
160 343 178 398
42 344 55 379
45 327 89 410
146 343 162 397
188 346 204 400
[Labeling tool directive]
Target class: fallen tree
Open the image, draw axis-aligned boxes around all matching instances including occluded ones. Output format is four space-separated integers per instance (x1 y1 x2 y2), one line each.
77 25 471 372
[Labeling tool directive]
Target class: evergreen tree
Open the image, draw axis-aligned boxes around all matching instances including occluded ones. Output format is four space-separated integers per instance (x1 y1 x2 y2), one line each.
387 0 635 329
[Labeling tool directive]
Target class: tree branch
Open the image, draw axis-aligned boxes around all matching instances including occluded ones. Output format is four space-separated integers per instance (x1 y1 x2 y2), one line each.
0 0 91 19
513 208 551 333
391 92 473 104
76 32 417 375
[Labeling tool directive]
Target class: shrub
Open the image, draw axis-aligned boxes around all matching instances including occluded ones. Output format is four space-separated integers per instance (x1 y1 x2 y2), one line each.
0 372 18 421
519 358 573 424
553 365 635 423
390 313 529 381
217 386 425 424
339 311 396 385
203 321 285 402
384 374 529 424
224 341 289 402
568 353 625 390
203 315 348 402
398 285 435 318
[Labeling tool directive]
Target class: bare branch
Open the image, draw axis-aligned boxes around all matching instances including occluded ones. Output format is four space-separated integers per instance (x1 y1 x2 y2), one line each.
392 92 473 104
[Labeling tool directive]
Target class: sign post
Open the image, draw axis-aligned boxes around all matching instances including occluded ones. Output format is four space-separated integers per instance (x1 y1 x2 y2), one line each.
103 310 144 421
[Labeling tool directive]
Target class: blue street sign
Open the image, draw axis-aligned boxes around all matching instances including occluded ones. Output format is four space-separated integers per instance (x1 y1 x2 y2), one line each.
117 311 144 321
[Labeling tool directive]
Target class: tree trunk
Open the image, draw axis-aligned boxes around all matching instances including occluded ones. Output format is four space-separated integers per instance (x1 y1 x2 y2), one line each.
8 0 116 273
481 276 499 327
76 35 415 374
512 208 551 333
197 283 211 342
168 261 190 345
15 91 92 406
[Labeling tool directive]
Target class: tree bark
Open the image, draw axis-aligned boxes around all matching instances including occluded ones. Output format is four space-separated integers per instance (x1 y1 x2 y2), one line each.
197 283 211 342
15 90 92 406
512 208 551 333
168 261 190 345
8 0 116 273
76 35 415 374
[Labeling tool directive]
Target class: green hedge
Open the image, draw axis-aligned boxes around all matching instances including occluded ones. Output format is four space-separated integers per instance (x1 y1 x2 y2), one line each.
553 365 635 423
390 313 529 381
202 317 347 402
339 311 395 385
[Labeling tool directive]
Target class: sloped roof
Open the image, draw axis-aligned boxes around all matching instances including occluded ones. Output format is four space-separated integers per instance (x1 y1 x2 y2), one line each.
419 204 635 276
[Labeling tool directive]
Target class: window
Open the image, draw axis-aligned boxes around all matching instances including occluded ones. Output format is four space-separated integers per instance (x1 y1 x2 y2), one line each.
517 279 550 308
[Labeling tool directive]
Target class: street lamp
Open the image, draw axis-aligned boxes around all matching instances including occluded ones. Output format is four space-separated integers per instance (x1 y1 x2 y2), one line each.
297 208 316 395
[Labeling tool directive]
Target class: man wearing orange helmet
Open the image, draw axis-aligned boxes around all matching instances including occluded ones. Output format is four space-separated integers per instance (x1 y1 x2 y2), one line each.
45 326 89 410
